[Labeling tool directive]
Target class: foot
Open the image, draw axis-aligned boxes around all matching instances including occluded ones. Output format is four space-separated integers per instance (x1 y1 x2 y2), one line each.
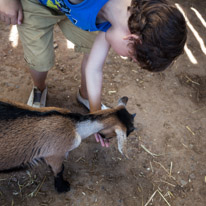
54 165 70 193
76 89 109 111
54 178 70 193
27 86 47 108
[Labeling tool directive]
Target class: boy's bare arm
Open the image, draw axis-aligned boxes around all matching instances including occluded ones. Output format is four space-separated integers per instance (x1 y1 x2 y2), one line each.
85 31 110 112
85 31 110 147
0 0 23 25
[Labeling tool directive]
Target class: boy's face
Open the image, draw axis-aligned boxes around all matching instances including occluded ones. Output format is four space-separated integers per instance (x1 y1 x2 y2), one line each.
106 27 138 61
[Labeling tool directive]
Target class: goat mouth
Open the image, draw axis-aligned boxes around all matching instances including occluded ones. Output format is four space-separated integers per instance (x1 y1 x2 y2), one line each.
99 133 113 140
104 137 113 140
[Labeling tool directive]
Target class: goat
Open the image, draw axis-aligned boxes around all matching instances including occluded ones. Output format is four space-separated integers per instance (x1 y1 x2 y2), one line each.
0 97 135 193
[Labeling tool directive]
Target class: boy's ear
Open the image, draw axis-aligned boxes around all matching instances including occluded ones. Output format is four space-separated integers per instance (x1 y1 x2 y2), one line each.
123 34 142 44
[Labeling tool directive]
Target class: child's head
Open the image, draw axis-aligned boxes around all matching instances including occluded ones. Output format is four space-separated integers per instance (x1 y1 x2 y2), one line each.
128 0 187 72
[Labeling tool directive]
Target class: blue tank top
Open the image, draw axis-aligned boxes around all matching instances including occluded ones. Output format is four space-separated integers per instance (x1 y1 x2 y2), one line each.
38 0 111 32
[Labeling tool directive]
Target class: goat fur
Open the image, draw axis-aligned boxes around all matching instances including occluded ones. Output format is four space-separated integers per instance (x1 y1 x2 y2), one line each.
0 97 135 193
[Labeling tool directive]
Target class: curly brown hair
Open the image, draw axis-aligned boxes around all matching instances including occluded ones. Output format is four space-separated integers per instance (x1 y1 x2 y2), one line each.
128 0 187 72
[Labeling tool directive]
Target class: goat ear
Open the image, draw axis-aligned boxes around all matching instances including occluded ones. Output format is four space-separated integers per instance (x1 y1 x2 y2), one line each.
118 96 128 107
115 127 127 155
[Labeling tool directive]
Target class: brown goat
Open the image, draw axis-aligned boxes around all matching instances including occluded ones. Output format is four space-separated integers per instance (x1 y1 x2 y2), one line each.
0 97 135 193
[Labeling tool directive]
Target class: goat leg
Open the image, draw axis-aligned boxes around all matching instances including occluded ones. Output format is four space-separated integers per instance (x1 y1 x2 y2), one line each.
45 156 70 193
54 164 70 193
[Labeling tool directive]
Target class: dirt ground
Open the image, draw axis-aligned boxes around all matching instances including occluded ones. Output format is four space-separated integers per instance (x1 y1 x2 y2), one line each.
0 0 206 205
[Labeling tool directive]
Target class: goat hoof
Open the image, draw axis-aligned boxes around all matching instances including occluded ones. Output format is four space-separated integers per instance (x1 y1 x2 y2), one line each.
55 179 70 193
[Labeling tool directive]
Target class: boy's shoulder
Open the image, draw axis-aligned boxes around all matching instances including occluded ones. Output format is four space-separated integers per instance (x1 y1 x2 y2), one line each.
38 0 111 32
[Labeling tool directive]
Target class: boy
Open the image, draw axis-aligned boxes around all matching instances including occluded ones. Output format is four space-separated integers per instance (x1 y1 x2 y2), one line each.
0 0 187 145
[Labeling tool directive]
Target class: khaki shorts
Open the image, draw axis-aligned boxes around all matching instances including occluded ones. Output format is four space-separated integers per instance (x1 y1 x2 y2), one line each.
17 0 96 71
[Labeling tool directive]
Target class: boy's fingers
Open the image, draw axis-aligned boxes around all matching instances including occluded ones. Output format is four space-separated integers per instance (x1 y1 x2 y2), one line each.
0 13 5 22
5 16 11 25
99 136 105 147
17 9 23 24
11 15 17 25
105 141 109 148
96 133 105 147
94 133 110 147
95 133 100 142
0 13 19 25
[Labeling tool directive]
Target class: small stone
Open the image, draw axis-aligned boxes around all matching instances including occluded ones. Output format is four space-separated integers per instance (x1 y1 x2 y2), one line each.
53 43 58 49
189 173 195 179
11 177 18 182
13 191 19 195
180 180 187 186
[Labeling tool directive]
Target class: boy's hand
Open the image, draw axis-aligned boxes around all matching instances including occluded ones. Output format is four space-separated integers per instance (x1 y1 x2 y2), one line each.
0 0 23 25
95 133 109 147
